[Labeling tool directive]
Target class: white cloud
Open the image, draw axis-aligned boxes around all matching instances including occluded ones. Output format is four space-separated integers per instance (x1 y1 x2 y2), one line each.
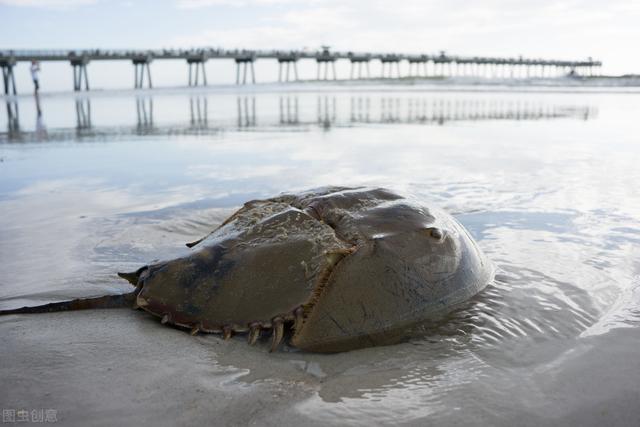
171 26 298 49
175 0 302 8
167 0 640 73
0 0 96 7
175 0 239 8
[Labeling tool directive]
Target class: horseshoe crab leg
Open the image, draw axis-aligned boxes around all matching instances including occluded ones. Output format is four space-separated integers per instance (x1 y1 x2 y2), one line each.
270 318 284 352
247 323 261 345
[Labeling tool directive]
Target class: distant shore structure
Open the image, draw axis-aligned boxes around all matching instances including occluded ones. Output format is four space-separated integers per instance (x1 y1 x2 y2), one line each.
0 46 602 95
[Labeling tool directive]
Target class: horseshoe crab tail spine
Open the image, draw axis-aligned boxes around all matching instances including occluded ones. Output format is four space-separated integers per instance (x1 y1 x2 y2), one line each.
0 292 138 315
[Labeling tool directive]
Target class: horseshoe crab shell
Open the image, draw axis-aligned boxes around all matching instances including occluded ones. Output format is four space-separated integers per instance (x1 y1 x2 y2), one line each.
127 187 494 352
0 187 494 353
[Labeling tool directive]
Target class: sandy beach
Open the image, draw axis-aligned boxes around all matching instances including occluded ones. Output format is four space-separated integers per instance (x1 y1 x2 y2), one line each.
2 307 640 426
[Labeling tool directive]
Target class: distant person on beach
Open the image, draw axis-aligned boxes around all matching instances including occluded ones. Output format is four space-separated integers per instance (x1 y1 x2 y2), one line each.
30 60 41 94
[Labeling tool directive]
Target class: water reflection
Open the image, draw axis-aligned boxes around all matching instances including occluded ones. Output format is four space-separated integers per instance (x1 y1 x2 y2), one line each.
136 96 154 131
5 99 19 137
212 263 602 402
350 97 371 123
34 94 48 141
1 87 639 426
380 97 401 123
317 96 337 129
279 96 299 125
1 92 596 142
5 95 49 141
237 96 256 128
75 98 91 130
189 96 208 128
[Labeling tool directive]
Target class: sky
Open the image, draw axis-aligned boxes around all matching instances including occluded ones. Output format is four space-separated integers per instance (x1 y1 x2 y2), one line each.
1 0 639 91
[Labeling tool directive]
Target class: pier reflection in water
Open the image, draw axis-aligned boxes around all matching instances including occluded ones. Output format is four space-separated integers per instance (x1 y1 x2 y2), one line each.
1 90 596 142
5 99 19 136
280 96 299 125
237 96 256 128
135 96 153 131
189 97 208 128
75 98 91 130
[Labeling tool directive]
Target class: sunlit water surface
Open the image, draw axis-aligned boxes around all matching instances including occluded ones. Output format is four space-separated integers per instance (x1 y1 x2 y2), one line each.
1 84 639 426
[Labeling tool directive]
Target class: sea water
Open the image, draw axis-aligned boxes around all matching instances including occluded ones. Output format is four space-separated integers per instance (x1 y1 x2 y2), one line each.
1 83 639 426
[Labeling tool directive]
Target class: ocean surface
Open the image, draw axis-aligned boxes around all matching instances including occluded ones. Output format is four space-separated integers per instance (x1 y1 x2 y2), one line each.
1 82 639 426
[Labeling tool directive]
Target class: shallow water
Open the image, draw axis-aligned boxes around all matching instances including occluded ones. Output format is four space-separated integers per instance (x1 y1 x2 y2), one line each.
1 84 639 426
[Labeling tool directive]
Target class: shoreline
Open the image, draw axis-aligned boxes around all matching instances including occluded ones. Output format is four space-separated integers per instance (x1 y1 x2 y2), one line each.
2 76 640 100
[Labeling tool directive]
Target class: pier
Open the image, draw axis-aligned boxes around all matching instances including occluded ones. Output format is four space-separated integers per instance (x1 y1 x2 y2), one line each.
0 47 602 94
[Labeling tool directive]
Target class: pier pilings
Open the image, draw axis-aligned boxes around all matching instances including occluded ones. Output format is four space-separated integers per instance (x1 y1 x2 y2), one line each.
187 52 209 86
1 56 17 95
69 54 90 91
235 54 256 85
132 55 153 89
380 55 402 78
316 46 338 80
277 53 299 82
348 53 372 79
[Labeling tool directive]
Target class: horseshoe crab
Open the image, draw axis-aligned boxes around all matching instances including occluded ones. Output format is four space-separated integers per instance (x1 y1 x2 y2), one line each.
1 187 494 353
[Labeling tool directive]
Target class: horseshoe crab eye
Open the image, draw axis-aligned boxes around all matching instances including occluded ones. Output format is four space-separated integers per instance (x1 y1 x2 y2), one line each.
425 227 445 241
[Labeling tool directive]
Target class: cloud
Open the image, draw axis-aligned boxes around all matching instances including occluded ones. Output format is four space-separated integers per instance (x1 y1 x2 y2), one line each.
175 0 239 8
0 0 96 7
175 0 301 8
171 5 356 49
166 0 640 72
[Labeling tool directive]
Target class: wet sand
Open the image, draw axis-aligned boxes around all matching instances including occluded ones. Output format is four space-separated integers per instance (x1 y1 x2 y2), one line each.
2 308 639 426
